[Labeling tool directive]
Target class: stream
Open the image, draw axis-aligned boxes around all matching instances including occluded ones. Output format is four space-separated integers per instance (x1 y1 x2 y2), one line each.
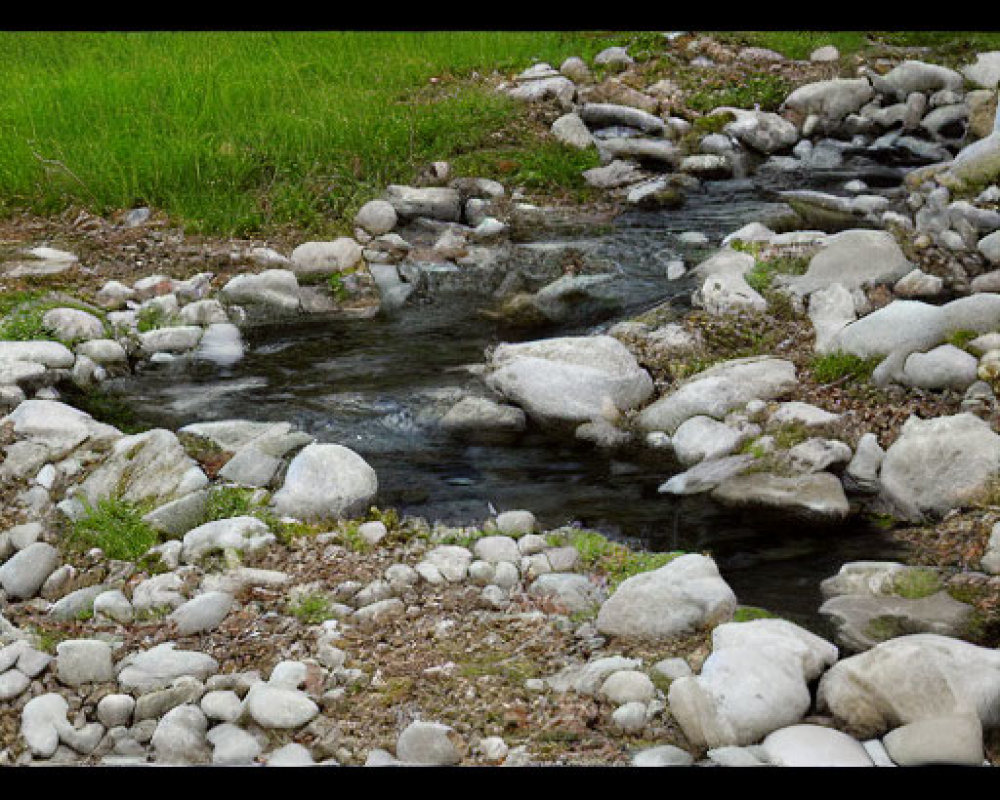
106 159 916 631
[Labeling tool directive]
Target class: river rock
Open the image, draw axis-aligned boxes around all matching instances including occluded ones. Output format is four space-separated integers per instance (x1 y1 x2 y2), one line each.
817 633 1000 736
900 344 978 391
0 542 60 599
979 230 1000 265
271 443 378 521
506 75 575 107
944 132 1000 190
55 639 114 686
354 200 398 235
878 413 1000 520
827 300 947 359
440 396 526 438
808 283 858 353
117 643 219 693
710 471 849 523
873 60 963 100
221 269 301 312
723 108 798 154
784 229 912 296
485 335 653 426
761 725 874 767
595 553 736 640
138 326 203 356
168 591 234 635
181 517 274 564
78 427 207 508
658 454 755 495
193 323 243 366
21 694 71 758
206 723 262 765
528 573 604 615
844 433 884 492
151 704 210 764
580 103 664 135
384 185 461 222
582 159 647 189
245 682 318 729
290 239 363 276
41 308 105 342
670 415 753 466
551 113 594 149
881 712 984 766
396 720 463 765
637 356 797 434
783 78 874 126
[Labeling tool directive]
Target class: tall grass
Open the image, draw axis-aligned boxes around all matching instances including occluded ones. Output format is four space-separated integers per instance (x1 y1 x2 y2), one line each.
0 31 614 235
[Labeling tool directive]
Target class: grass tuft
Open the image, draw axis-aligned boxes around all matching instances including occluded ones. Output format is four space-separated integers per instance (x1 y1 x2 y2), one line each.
68 495 159 561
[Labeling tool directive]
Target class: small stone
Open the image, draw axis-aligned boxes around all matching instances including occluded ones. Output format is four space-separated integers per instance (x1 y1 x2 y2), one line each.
55 639 115 686
396 720 463 765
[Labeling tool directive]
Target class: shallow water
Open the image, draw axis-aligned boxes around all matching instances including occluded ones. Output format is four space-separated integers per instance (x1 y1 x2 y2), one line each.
110 163 914 630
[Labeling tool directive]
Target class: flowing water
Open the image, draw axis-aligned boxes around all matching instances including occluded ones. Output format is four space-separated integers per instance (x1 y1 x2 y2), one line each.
108 162 915 630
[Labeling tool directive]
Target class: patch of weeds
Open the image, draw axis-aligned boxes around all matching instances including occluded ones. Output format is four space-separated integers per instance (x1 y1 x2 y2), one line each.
288 592 336 625
338 521 371 553
946 329 979 351
809 352 881 384
205 485 264 522
770 421 812 450
890 567 942 600
744 255 809 293
29 625 70 654
865 512 897 531
971 477 1000 509
738 439 768 459
732 605 779 623
365 505 400 531
136 549 169 575
678 110 737 153
0 303 49 341
267 516 325 546
435 528 487 549
458 655 537 683
547 529 683 592
328 273 349 302
136 305 168 333
686 73 792 114
375 676 414 707
67 495 159 561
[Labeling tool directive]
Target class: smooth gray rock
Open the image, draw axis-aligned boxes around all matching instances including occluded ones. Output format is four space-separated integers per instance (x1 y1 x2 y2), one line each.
671 415 754 467
879 413 1000 520
710 471 850 523
528 573 605 615
785 229 911 296
207 723 263 765
881 712 984 766
817 634 1000 737
0 542 60 600
168 592 234 635
181 517 275 564
901 344 978 391
395 720 462 765
384 185 461 222
151 704 210 765
56 639 114 686
761 724 874 767
355 200 398 235
221 269 301 312
290 238 363 276
551 113 594 149
271 443 378 521
117 643 219 693
595 554 736 640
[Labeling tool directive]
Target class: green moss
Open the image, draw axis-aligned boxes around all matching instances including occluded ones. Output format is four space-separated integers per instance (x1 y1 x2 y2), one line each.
890 567 942 600
864 615 909 642
809 352 881 384
327 272 349 302
205 485 264 522
68 495 159 561
732 605 780 622
770 421 812 450
946 329 979 351
136 305 169 333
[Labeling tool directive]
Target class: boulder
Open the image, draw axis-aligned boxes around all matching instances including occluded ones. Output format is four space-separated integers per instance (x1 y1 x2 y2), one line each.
817 634 1000 737
595 553 736 640
637 357 797 434
384 185 461 222
784 229 911 297
710 471 850 523
485 335 653 426
270 443 378 521
879 413 1000 520
761 725 874 767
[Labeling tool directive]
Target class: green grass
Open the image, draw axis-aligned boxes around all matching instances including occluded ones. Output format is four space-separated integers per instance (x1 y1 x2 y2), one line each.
733 605 780 622
545 529 683 592
744 255 810 293
288 592 337 625
68 495 159 561
946 329 979 351
0 31 617 235
711 31 872 61
810 351 881 384
685 73 793 114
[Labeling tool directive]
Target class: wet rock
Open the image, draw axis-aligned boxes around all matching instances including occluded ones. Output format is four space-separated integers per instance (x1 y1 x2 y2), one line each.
221 269 301 313
440 396 526 439
710 471 849 523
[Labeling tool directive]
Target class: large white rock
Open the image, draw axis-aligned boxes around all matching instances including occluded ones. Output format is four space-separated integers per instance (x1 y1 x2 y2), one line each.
485 335 653 426
671 415 753 466
808 283 857 353
117 643 219 693
710 471 850 523
0 542 60 599
828 300 946 359
221 269 301 312
551 112 595 149
637 357 797 434
55 639 114 686
873 60 964 100
668 619 839 749
595 554 736 639
881 712 984 766
817 634 1000 737
879 413 1000 520
900 344 978 391
785 229 911 296
354 200 398 235
783 78 875 123
384 185 461 221
181 517 275 564
395 720 462 765
78 428 208 508
271 443 378 521
41 308 105 342
0 341 75 369
290 238 363 276
963 51 1000 89
761 725 874 767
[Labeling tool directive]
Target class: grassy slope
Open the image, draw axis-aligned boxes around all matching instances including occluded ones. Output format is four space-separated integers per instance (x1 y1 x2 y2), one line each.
2 31 1000 237
0 31 617 236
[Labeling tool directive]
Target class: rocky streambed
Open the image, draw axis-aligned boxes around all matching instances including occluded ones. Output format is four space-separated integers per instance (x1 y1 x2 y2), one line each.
3 35 1000 767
